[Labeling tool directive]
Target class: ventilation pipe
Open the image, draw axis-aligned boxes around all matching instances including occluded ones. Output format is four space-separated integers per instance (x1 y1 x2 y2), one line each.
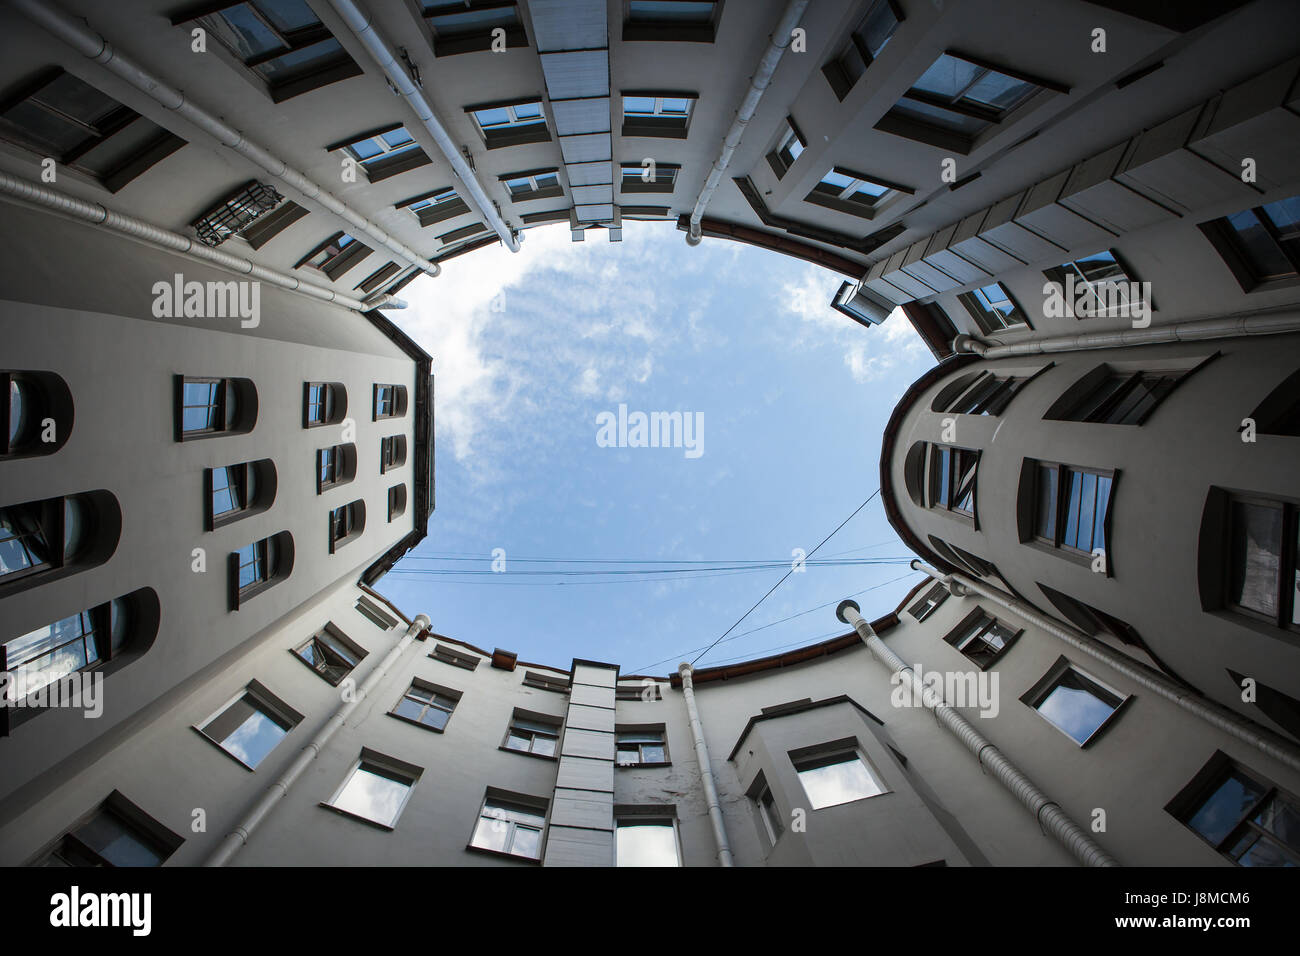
325 0 519 252
685 0 810 245
9 0 441 277
836 599 1118 866
910 561 1300 774
953 308 1300 359
204 613 431 866
677 663 735 866
0 170 404 312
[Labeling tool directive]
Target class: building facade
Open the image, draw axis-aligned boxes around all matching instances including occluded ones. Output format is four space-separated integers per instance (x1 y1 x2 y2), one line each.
2 0 1299 867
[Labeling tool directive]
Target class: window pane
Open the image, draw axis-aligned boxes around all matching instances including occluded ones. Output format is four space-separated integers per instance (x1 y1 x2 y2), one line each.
1228 500 1282 617
512 825 542 858
470 816 510 853
76 811 163 867
616 822 679 866
36 72 123 128
256 0 322 33
912 54 982 99
964 70 1036 112
894 96 990 135
1036 670 1119 744
1062 469 1083 549
204 695 289 768
795 753 884 809
213 4 287 59
332 765 410 826
1035 465 1057 539
1189 769 1267 845
856 0 899 58
1261 197 1300 241
1228 210 1295 279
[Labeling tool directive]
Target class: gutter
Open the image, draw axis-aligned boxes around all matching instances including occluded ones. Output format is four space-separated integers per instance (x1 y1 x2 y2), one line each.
836 599 1119 867
685 0 809 244
910 561 1300 774
204 613 431 865
9 0 441 276
325 0 520 252
678 663 735 866
953 308 1300 359
0 170 402 313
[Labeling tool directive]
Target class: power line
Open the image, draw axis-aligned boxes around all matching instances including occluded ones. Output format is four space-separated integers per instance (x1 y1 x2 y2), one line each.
631 569 920 672
688 489 881 666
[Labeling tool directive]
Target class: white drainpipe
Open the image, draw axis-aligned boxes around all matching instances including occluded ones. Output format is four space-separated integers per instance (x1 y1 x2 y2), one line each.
910 561 1300 774
953 307 1300 359
9 0 441 277
677 663 735 866
204 613 431 866
837 599 1118 866
0 170 403 312
685 0 809 245
324 0 519 252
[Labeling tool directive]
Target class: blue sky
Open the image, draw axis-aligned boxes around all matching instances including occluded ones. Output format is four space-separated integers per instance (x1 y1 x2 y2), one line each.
377 221 935 675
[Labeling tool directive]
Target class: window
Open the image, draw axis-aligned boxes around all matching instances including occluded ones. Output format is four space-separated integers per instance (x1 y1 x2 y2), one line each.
0 494 99 590
821 0 902 100
501 168 562 202
295 231 372 279
1043 251 1148 320
1053 369 1182 425
399 186 470 226
957 283 1028 333
503 712 561 757
908 582 950 621
422 1 525 56
755 783 783 846
1248 369 1300 437
294 624 365 685
317 443 356 493
303 382 345 427
0 68 185 192
380 435 408 473
206 459 275 530
177 0 361 102
331 125 430 182
523 671 569 693
615 816 680 866
1223 493 1298 631
328 501 365 552
1170 755 1300 866
2 370 72 459
765 117 806 178
323 751 420 829
928 444 979 517
229 532 291 608
2 598 128 706
390 679 459 732
470 795 546 860
878 52 1059 151
943 609 1020 668
806 168 910 218
621 94 696 138
432 643 480 670
624 0 719 42
197 682 301 770
191 181 285 247
1200 195 1300 290
1031 461 1114 559
37 792 182 867
373 384 408 420
792 748 885 809
469 100 549 148
1040 583 1146 650
620 161 680 194
936 371 1029 415
176 376 255 440
387 484 408 521
616 727 668 766
356 594 398 629
1022 657 1128 746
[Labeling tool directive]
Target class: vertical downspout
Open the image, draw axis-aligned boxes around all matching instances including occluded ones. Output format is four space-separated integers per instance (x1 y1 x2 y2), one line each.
678 663 735 866
685 0 810 244
204 613 431 866
836 600 1118 867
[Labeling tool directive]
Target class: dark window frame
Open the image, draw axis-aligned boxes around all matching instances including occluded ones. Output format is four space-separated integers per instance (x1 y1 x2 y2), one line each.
820 0 903 101
1027 459 1117 566
622 0 721 43
292 622 365 686
421 0 528 56
1020 655 1130 747
1198 195 1300 293
942 607 1022 670
620 91 698 139
1166 751 1300 866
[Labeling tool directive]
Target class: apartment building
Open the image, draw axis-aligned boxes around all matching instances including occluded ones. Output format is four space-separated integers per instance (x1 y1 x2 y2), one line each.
1 0 1298 868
